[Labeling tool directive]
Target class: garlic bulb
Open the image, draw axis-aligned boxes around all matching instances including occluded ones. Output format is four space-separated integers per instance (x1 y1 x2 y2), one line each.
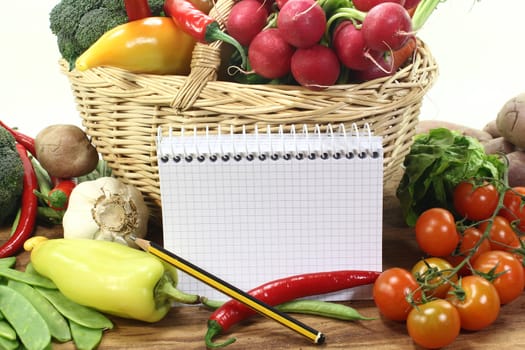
62 177 149 246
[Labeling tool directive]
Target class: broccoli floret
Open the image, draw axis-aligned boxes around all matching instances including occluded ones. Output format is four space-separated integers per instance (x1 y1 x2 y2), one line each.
74 8 128 51
0 127 24 226
148 0 166 16
100 0 125 12
49 0 131 69
56 33 84 70
49 0 169 68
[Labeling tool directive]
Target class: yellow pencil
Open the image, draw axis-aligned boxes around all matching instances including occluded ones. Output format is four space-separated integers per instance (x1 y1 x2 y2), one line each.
131 236 325 345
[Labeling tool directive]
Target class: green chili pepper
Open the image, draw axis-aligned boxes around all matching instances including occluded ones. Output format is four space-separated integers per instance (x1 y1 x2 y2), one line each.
25 237 200 323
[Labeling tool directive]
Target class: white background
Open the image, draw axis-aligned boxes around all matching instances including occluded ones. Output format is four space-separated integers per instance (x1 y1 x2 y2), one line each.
1 0 524 137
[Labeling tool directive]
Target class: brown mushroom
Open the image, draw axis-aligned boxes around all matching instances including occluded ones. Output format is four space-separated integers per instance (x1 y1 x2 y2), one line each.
35 124 99 178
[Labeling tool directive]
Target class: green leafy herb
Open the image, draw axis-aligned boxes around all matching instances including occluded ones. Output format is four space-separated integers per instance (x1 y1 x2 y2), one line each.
396 128 505 226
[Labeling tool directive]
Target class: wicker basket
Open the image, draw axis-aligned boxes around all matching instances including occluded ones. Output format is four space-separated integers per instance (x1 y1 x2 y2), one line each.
61 0 438 219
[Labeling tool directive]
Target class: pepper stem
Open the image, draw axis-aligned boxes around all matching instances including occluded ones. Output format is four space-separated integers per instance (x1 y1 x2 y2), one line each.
205 320 236 348
156 277 200 304
205 22 248 69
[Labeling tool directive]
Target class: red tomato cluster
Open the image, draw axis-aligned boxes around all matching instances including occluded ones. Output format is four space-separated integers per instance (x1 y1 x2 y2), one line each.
225 0 420 90
374 181 525 349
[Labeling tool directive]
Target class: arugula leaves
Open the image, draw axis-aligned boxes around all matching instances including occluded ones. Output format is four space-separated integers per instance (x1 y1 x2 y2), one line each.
396 128 505 226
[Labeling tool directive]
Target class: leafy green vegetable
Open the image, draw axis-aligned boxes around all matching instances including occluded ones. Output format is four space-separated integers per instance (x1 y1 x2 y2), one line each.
396 128 505 226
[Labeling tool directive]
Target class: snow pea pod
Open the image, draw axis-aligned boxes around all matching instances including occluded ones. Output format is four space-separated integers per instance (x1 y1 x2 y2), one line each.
0 266 56 289
0 285 51 350
69 320 103 350
0 335 18 350
0 320 16 340
35 287 113 330
0 257 16 268
7 280 71 342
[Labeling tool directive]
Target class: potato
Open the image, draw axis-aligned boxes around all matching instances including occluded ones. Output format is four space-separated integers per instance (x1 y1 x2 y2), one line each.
506 151 525 187
483 137 515 155
416 120 493 143
496 92 525 149
35 124 99 178
483 120 501 138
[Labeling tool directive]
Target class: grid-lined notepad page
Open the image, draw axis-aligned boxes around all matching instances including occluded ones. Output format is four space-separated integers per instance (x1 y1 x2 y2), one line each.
157 127 383 301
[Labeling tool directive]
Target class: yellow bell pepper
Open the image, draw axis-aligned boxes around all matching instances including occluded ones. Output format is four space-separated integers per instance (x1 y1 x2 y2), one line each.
24 237 199 323
75 17 196 75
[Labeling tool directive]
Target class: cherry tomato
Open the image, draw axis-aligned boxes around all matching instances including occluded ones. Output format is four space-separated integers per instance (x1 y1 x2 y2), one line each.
478 216 520 252
447 275 500 331
415 208 459 257
453 181 499 221
406 299 460 349
473 250 525 304
500 187 525 233
446 227 492 276
411 257 458 298
373 267 421 321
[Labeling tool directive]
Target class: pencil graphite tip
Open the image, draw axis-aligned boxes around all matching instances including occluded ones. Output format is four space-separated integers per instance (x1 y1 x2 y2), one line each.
129 234 137 241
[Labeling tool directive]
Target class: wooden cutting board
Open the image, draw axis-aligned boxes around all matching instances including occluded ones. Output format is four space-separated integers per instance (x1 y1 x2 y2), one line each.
3 184 525 349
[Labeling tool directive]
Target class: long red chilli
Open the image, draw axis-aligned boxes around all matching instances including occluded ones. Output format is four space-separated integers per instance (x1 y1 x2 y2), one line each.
0 121 36 157
0 144 38 257
205 270 380 348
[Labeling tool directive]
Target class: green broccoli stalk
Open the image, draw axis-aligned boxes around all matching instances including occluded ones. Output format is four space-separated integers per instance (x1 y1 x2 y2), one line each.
49 0 166 70
0 127 24 226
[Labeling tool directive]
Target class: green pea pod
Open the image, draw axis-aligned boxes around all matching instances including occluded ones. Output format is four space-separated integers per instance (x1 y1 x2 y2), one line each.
69 320 103 350
25 262 37 275
0 320 16 340
0 334 19 350
36 287 113 330
7 280 71 342
0 285 51 350
0 266 56 289
275 300 376 321
202 298 375 321
0 257 16 269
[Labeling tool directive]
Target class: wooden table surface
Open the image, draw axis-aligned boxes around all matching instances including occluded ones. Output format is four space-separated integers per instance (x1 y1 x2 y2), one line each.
6 183 525 350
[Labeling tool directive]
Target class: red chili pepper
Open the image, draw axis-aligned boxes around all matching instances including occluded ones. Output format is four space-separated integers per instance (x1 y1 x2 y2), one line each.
46 179 76 211
124 0 152 21
0 144 38 258
205 270 380 348
163 0 247 68
0 121 36 157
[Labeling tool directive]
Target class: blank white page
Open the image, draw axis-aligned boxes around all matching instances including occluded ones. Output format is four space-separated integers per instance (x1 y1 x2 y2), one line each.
157 125 383 301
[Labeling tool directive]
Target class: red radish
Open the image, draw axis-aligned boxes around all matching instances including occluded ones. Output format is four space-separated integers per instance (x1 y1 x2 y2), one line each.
353 0 405 12
291 44 340 91
354 36 417 81
353 55 392 82
332 21 383 71
277 0 326 48
226 0 269 46
254 0 275 13
361 2 412 51
248 28 295 79
403 0 421 9
276 0 288 9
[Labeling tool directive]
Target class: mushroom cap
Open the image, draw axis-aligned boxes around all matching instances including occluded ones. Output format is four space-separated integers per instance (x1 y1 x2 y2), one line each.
35 124 99 178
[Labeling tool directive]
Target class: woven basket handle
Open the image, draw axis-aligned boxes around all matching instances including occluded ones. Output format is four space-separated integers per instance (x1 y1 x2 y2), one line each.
170 0 235 111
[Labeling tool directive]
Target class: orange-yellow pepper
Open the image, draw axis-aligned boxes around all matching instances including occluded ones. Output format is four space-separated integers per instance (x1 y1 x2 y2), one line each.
75 17 196 75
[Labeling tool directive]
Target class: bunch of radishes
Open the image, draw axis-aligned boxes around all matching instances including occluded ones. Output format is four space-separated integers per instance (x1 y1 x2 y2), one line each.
225 0 440 90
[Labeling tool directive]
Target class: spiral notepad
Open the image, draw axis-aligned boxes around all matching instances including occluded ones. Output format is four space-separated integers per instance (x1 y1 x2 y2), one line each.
157 124 383 301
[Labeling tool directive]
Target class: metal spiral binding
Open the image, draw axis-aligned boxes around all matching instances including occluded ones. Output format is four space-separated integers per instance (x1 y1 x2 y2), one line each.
157 123 381 163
